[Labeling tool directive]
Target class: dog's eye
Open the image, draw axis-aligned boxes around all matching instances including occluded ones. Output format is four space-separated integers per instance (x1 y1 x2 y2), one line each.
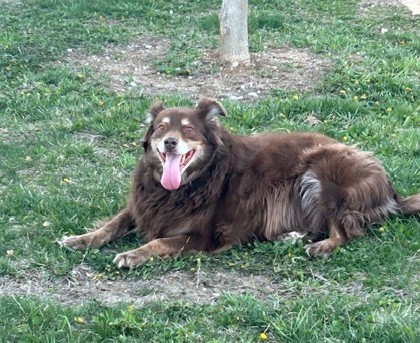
183 126 194 133
157 124 166 131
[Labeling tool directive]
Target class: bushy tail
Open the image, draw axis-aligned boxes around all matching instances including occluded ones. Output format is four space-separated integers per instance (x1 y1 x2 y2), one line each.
397 194 420 215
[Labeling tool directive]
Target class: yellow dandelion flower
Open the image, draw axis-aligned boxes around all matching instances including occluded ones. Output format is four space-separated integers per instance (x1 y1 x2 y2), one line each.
386 107 392 113
360 94 367 100
25 156 32 161
63 178 72 184
379 227 385 233
98 100 104 107
75 317 85 324
260 332 268 340
354 80 359 85
353 96 359 101
7 250 14 257
342 136 348 142
292 95 299 100
92 273 104 281
127 305 135 313
391 133 397 139
339 90 346 95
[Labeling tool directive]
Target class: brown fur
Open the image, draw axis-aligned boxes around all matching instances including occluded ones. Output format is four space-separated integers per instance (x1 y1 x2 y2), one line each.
61 98 420 268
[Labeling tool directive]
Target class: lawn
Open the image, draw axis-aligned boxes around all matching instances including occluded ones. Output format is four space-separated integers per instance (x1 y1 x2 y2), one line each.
0 0 419 342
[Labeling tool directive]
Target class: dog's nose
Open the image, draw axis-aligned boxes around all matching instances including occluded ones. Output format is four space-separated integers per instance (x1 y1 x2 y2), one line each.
164 137 178 151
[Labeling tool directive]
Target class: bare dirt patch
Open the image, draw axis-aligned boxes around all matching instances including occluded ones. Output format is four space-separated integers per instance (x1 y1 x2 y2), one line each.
0 264 373 307
359 0 407 14
65 38 331 101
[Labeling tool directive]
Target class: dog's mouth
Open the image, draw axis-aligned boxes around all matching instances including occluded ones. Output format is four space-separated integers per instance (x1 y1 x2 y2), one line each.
158 149 196 191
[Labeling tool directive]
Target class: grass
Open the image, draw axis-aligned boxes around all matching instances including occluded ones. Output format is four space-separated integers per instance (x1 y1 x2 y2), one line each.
0 0 419 341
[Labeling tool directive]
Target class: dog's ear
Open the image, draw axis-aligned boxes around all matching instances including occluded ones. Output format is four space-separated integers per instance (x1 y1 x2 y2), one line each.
146 101 165 123
142 101 165 151
196 97 227 122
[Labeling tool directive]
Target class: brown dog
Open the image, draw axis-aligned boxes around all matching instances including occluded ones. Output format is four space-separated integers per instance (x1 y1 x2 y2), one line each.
61 98 420 268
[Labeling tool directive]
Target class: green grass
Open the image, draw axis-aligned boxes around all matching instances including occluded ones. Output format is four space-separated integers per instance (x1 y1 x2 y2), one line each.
1 294 417 342
0 0 419 341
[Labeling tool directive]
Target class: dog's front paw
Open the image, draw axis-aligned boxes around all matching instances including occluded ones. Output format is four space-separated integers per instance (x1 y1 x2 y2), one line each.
113 249 150 268
59 235 89 250
304 238 338 258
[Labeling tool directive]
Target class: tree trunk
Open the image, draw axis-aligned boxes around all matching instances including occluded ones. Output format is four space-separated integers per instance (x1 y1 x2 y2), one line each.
220 0 250 66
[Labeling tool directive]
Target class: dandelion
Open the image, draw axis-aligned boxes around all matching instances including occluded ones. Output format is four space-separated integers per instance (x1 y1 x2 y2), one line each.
92 273 104 281
342 136 348 142
391 133 397 139
127 305 135 313
339 90 346 95
131 142 137 147
379 227 385 233
98 100 104 107
353 95 359 101
386 107 392 113
63 178 72 184
259 332 268 340
75 317 85 324
24 156 32 161
360 94 367 100
7 250 14 257
77 73 85 79
292 95 299 100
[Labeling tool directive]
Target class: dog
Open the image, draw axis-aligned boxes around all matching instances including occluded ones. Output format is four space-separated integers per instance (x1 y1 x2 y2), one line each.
61 97 420 268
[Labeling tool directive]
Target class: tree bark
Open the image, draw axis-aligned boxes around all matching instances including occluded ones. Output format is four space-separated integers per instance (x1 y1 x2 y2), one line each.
220 0 250 66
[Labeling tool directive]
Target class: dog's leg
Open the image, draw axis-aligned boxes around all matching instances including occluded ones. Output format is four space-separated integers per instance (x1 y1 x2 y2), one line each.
304 222 346 257
211 243 233 255
60 208 135 250
113 234 205 268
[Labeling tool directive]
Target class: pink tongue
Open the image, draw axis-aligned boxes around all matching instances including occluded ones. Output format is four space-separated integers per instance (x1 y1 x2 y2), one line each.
161 154 183 190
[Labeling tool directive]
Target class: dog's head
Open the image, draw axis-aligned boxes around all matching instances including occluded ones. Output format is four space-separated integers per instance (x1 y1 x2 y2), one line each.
142 97 227 191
